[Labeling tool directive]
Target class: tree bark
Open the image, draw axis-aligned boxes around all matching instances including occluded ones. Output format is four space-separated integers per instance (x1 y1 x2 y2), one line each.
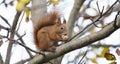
67 0 85 38
31 0 47 25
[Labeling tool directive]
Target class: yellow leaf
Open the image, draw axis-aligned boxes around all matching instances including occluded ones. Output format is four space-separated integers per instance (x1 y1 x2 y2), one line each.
99 47 109 58
16 2 25 11
21 0 30 5
89 28 95 33
52 1 59 6
102 47 109 54
104 53 116 60
48 0 59 6
25 9 31 22
25 9 30 17
100 21 105 28
26 17 29 22
91 58 97 63
110 61 117 64
48 0 52 2
17 0 20 2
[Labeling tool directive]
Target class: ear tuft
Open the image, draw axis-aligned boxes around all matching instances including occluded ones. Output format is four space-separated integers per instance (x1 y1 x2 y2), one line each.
63 18 66 24
56 18 61 24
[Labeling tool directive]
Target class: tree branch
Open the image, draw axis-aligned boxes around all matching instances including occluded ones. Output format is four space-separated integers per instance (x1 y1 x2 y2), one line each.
15 58 31 64
29 19 120 64
0 15 11 27
5 11 22 64
90 44 120 47
67 0 85 38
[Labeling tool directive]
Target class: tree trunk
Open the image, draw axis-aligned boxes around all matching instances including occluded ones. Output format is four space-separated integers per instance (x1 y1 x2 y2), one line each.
31 0 47 24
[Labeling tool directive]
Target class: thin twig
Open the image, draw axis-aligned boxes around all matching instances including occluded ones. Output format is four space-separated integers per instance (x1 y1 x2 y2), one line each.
0 24 10 30
0 34 45 56
90 44 120 47
16 11 25 32
0 24 38 58
114 11 120 28
89 2 105 28
0 0 15 7
0 16 11 38
15 32 33 58
78 49 88 64
101 6 104 15
16 32 26 41
0 15 11 27
14 35 45 56
0 35 7 39
90 17 101 28
96 1 101 14
96 1 105 16
15 41 45 56
102 0 119 16
6 30 9 38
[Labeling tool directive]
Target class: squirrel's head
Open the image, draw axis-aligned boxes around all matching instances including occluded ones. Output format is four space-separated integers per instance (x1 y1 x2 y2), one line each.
55 18 69 41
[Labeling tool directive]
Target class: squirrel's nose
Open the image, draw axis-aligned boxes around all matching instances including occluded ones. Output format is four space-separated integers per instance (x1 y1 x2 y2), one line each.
62 32 67 36
64 33 67 36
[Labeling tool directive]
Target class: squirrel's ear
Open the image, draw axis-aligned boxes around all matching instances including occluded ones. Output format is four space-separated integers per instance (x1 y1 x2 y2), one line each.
56 18 61 24
63 18 66 24
63 19 66 24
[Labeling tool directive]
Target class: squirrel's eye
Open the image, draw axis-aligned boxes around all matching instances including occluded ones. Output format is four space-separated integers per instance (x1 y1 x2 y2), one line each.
60 27 64 30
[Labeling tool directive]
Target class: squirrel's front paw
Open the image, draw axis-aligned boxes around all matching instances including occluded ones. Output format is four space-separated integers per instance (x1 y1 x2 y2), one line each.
47 47 56 52
51 47 56 52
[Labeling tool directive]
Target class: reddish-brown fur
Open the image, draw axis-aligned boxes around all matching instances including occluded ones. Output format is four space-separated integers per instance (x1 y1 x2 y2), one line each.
34 11 68 52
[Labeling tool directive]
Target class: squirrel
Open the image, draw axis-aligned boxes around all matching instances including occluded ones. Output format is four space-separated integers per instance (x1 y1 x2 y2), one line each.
34 11 68 52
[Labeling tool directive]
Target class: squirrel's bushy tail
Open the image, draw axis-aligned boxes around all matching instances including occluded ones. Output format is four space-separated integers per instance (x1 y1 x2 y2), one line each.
34 11 60 49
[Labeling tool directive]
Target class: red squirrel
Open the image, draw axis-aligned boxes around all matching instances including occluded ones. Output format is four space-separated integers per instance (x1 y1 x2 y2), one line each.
34 11 68 52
